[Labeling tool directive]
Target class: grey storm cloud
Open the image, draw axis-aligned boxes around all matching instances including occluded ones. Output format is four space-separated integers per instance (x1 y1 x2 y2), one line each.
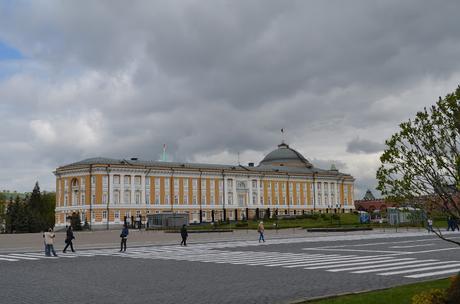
346 138 385 154
0 0 460 198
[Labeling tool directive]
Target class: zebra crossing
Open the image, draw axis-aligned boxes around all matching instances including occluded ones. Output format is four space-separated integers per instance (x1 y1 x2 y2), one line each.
1 237 460 280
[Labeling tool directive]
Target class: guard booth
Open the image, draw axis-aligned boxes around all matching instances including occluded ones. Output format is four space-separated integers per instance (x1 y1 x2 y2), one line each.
147 213 189 228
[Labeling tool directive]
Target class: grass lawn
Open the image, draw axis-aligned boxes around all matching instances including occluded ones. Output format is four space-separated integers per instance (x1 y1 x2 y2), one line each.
301 279 450 304
185 213 426 231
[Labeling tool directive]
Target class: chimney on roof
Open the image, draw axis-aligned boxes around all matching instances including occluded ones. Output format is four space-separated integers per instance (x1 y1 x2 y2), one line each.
131 157 138 161
248 162 254 167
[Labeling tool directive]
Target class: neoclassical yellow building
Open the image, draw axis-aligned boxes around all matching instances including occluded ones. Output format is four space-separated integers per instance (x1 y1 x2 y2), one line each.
54 142 355 227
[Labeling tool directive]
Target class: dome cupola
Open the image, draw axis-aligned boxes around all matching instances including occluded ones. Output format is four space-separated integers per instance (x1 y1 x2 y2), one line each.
259 142 313 168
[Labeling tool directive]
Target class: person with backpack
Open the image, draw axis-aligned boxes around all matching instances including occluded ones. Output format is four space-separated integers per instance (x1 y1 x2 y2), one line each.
120 224 129 252
257 221 265 243
63 226 76 253
180 224 188 246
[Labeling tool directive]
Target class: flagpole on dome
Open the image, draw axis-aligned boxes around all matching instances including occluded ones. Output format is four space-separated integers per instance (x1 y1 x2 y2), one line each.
162 144 167 161
281 128 285 144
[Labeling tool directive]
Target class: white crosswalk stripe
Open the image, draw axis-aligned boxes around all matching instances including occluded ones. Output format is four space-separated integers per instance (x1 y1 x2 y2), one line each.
1 235 460 280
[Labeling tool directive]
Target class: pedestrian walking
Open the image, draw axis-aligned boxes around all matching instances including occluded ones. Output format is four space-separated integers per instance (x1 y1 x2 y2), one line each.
42 231 49 256
427 218 433 233
455 218 460 231
448 217 454 231
63 226 76 253
120 224 129 252
180 224 188 246
44 228 58 257
258 221 265 243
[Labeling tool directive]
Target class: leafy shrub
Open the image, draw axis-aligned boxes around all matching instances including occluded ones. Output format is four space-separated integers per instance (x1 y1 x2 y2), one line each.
320 213 327 219
331 214 340 220
446 274 460 303
412 289 447 304
235 221 248 228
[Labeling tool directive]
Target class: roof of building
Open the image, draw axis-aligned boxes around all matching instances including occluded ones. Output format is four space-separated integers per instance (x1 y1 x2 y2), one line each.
56 143 353 179
363 189 376 200
259 142 313 168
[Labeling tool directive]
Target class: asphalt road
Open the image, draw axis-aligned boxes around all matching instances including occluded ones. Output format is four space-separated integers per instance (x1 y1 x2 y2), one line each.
1 231 460 304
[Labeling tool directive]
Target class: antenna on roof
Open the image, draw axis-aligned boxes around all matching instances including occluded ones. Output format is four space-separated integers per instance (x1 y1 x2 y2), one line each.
281 128 285 144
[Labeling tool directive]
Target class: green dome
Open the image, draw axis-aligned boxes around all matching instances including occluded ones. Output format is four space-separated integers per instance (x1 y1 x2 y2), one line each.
259 143 313 168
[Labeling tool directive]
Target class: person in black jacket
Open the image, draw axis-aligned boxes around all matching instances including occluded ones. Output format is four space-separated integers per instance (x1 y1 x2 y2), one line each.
120 224 129 252
180 224 188 246
63 226 75 253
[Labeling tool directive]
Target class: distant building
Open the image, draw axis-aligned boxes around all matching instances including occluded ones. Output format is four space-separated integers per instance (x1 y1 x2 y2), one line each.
54 142 355 227
354 189 397 212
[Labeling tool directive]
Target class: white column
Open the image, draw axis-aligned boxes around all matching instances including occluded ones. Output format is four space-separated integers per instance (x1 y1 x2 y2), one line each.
131 174 135 205
223 176 227 208
141 174 146 206
257 178 261 207
328 182 332 209
120 174 125 205
248 177 253 206
109 173 114 207
233 178 237 208
314 180 319 208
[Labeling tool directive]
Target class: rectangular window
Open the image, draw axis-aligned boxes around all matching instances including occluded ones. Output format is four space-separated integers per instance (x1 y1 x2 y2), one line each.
114 175 120 185
124 192 130 204
135 176 141 185
135 192 141 204
183 179 188 188
165 195 170 204
252 195 257 205
102 211 107 219
102 193 107 204
183 195 188 204
81 194 85 205
252 180 257 188
165 178 170 188
103 176 108 185
174 178 179 187
145 178 150 186
155 195 160 205
201 179 206 189
210 194 214 205
91 194 95 204
155 178 160 187
192 195 197 205
260 197 264 205
193 179 198 188
91 176 95 185
81 177 86 187
228 193 233 205
174 195 179 205
114 191 120 204
115 210 120 219
124 176 130 185
227 179 233 188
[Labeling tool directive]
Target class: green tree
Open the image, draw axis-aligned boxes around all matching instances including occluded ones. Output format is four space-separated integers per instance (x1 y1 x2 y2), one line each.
377 86 460 245
0 193 6 233
70 212 82 231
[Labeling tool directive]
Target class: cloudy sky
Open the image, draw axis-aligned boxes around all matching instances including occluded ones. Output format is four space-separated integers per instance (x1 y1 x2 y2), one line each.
1 1 459 198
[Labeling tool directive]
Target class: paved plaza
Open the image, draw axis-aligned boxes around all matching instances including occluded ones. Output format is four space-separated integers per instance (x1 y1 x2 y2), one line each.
1 230 460 303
